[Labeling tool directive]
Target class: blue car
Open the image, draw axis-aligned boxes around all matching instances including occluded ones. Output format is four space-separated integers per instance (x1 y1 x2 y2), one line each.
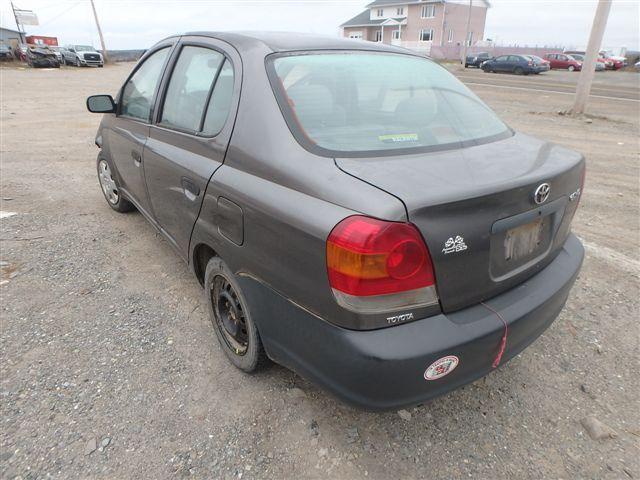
481 54 547 75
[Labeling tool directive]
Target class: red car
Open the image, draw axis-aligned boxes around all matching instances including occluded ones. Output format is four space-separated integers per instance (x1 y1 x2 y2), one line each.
544 53 582 71
565 50 624 70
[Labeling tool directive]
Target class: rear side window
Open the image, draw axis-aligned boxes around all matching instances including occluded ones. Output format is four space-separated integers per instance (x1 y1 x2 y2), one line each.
120 47 170 122
269 52 510 156
202 60 234 136
160 46 225 132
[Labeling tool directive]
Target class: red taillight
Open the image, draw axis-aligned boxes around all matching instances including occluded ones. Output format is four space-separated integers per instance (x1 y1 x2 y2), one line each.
327 216 435 297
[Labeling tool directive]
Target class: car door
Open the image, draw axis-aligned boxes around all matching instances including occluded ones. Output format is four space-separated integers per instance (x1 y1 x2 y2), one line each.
108 42 174 219
143 37 241 258
493 55 509 72
557 54 569 69
507 55 521 71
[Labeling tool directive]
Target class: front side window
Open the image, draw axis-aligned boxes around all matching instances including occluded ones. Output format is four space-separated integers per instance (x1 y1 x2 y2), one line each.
120 47 170 122
269 52 510 156
419 29 434 42
160 46 225 132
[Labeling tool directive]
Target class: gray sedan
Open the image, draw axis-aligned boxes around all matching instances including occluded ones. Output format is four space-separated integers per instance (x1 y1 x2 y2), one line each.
86 32 585 410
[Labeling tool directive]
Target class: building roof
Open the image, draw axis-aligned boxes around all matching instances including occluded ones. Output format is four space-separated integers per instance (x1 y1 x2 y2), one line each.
0 26 21 34
365 0 489 7
341 10 406 27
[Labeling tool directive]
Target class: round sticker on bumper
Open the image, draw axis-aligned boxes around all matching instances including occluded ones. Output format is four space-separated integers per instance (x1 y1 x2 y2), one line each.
424 355 459 381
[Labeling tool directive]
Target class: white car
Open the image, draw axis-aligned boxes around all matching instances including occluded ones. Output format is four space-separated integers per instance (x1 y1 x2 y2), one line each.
61 45 104 67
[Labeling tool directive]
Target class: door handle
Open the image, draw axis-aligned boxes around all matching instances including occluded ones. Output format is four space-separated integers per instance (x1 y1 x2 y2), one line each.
131 150 142 165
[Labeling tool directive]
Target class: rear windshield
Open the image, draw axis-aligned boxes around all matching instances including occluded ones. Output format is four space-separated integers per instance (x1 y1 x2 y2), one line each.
268 52 510 156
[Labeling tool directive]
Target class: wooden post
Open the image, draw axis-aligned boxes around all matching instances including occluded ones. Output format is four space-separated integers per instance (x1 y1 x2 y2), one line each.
460 0 472 64
89 0 109 64
571 0 612 115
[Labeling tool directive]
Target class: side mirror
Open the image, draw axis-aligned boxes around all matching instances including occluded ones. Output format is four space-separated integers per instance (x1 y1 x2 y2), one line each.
87 94 116 113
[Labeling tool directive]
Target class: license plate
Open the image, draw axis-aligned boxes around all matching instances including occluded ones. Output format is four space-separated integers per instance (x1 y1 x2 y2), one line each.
504 218 545 262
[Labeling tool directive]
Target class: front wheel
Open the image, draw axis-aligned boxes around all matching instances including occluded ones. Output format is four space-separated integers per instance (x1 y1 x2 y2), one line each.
97 157 134 213
75 57 81 67
568 65 575 72
205 257 269 373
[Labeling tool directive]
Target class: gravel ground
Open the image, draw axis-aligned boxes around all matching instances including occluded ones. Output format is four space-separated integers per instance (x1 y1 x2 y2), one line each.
1 63 639 480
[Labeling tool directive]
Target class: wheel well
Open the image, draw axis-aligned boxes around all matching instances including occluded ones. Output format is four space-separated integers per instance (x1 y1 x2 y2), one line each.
193 243 217 286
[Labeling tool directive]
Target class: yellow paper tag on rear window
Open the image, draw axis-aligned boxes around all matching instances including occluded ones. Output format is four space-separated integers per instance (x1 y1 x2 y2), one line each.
378 133 419 143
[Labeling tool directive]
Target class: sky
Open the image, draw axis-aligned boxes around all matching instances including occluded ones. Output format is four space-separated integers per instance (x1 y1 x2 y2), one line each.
1 0 638 52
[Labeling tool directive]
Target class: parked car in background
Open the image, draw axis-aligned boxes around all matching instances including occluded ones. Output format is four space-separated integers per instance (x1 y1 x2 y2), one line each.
0 44 13 60
600 50 626 69
26 46 60 68
48 45 63 64
86 32 585 410
465 52 492 68
544 53 582 71
525 55 550 73
568 53 605 71
635 60 640 71
61 45 104 67
481 54 546 74
15 43 28 62
564 50 622 70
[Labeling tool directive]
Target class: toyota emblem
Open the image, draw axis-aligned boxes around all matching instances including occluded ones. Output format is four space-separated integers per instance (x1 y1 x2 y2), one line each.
534 183 550 204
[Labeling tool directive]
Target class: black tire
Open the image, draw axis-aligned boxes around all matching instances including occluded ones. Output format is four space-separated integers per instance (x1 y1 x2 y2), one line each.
464 63 469 68
514 66 524 75
75 57 81 67
568 65 575 72
96 156 135 213
205 257 269 373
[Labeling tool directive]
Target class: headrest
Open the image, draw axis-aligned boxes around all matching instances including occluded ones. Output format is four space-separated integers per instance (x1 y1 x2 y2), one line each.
286 84 335 126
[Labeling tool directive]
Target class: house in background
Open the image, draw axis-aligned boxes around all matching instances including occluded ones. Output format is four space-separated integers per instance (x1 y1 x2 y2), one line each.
341 0 489 54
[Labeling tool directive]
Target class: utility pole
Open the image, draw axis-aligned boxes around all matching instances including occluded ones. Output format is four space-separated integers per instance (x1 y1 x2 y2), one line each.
89 0 109 64
571 0 612 115
460 0 472 64
10 1 26 43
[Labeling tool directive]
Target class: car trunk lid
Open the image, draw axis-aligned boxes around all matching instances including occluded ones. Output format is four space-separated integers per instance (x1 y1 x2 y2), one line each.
336 133 585 312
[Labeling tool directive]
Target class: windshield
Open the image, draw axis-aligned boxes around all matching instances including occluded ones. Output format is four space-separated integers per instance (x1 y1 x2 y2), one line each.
269 52 510 156
75 45 94 51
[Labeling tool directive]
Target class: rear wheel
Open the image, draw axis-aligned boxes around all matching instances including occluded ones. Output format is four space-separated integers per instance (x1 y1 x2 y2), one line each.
205 257 269 372
514 66 524 75
97 157 134 213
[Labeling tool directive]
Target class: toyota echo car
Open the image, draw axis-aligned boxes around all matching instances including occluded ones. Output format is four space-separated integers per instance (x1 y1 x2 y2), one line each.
86 32 585 410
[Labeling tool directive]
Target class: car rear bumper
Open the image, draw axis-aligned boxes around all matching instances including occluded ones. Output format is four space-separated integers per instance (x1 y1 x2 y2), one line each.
239 233 584 411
